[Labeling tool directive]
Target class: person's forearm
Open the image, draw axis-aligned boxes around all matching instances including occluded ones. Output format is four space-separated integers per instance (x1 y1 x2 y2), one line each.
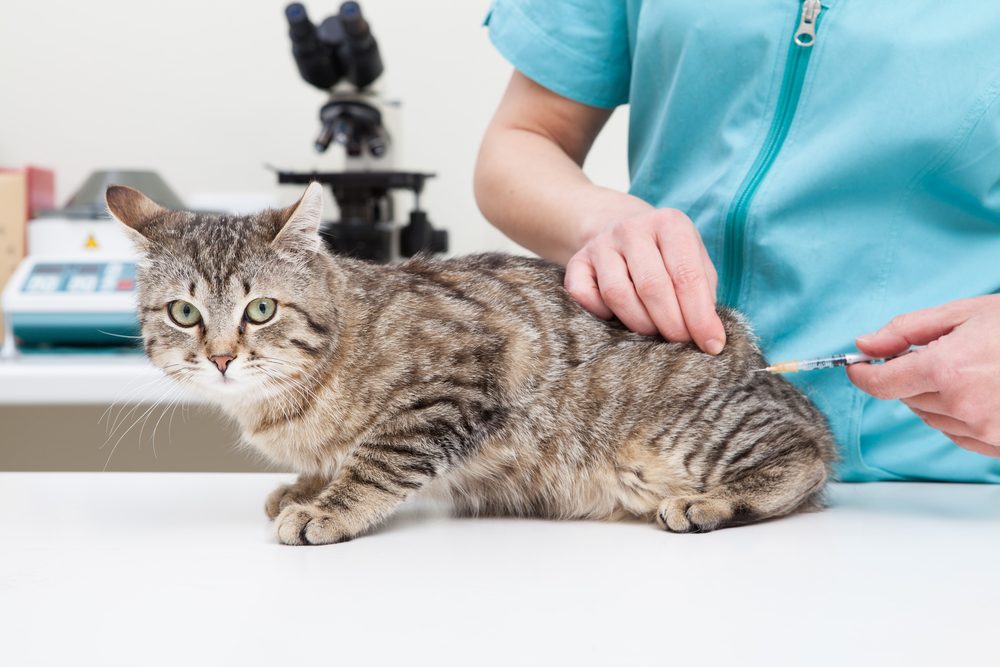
474 125 651 265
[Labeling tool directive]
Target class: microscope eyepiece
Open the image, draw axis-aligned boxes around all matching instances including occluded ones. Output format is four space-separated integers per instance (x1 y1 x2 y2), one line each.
284 2 383 91
337 2 383 88
285 4 309 29
285 2 341 89
339 2 367 37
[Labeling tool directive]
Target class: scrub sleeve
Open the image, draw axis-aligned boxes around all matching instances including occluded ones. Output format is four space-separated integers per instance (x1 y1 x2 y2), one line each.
485 0 632 110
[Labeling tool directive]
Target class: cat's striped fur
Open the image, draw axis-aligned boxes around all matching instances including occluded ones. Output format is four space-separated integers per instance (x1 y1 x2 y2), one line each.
108 183 837 545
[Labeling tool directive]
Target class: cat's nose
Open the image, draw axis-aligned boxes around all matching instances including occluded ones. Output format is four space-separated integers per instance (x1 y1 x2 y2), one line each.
209 354 236 374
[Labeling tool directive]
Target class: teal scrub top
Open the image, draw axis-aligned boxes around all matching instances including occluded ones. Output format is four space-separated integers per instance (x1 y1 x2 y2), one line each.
486 0 1000 483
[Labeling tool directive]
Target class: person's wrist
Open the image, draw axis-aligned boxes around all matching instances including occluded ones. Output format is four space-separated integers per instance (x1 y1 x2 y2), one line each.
572 187 653 251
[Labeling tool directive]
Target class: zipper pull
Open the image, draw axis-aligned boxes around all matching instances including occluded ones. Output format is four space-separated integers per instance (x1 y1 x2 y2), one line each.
794 0 822 47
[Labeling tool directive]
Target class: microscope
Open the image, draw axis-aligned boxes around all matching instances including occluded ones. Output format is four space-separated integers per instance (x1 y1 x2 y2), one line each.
281 1 448 262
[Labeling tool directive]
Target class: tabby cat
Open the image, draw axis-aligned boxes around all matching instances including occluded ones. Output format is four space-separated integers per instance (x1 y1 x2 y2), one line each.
107 182 837 545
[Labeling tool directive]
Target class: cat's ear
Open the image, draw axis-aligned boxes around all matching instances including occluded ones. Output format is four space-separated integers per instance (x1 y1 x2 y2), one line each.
106 185 168 251
272 182 324 255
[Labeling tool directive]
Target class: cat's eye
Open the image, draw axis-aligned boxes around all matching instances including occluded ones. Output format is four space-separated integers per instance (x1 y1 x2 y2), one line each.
245 297 277 324
168 300 202 327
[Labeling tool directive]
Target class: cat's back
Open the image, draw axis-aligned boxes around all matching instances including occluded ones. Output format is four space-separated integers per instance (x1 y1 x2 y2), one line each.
396 252 570 309
390 252 764 374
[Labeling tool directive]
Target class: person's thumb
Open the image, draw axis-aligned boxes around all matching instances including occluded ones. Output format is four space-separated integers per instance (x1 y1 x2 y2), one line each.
855 300 974 357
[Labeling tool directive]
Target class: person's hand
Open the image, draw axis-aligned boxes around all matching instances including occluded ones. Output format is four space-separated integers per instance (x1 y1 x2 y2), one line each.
563 208 726 354
846 295 1000 458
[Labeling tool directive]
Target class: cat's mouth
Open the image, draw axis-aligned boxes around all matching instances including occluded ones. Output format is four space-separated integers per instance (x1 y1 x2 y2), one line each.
191 368 243 392
196 372 251 400
210 371 245 388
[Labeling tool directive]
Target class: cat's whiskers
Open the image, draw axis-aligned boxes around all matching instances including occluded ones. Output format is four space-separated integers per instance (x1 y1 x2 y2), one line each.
144 369 195 456
102 381 188 471
147 371 197 459
101 363 195 463
256 364 321 425
247 360 304 391
99 364 184 430
257 365 319 408
264 366 313 396
255 356 294 367
260 368 304 411
107 394 155 442
165 378 191 449
102 361 190 434
96 330 145 341
257 372 294 424
105 363 197 438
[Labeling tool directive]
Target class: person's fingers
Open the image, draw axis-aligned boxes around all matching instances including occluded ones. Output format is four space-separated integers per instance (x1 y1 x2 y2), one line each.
700 244 718 302
564 254 613 319
944 434 1000 458
619 235 689 342
591 245 658 336
846 349 936 400
909 407 974 439
656 225 726 354
856 300 977 358
901 392 947 414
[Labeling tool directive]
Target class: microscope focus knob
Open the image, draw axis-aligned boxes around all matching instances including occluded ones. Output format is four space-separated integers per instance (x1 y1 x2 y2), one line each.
401 209 448 257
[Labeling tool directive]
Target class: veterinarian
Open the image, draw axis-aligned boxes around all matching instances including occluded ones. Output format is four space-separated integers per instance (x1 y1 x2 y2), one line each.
474 1 1000 480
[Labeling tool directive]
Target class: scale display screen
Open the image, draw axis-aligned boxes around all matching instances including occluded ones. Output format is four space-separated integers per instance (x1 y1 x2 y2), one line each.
22 262 136 294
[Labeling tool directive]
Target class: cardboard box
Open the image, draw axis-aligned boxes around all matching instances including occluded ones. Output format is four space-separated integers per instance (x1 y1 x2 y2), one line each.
0 171 28 345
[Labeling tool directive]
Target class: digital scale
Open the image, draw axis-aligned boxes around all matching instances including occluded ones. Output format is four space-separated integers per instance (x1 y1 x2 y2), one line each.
1 257 139 356
1 170 185 357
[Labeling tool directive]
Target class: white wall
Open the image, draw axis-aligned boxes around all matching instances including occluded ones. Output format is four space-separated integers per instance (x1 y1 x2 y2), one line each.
0 0 629 256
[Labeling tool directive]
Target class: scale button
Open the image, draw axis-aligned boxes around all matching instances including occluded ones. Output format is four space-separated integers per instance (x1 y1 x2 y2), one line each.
100 263 122 291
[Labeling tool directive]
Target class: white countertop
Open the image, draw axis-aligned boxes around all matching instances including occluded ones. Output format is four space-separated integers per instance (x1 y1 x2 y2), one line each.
0 474 996 666
0 354 191 404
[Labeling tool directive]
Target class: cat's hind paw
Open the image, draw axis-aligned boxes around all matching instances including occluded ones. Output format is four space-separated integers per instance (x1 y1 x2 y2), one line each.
274 504 350 546
656 496 735 533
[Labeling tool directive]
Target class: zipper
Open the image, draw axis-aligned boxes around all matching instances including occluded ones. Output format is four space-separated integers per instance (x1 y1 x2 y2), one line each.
719 0 823 306
794 0 821 46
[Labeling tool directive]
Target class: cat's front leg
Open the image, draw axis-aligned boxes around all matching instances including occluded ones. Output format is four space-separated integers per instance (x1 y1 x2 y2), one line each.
274 444 445 545
264 474 328 520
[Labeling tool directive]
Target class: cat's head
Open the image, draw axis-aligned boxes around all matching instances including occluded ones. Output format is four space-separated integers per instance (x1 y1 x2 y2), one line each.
107 182 336 403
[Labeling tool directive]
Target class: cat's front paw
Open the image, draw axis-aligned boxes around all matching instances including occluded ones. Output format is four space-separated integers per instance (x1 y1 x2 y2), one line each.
265 485 297 521
274 504 350 546
264 476 327 521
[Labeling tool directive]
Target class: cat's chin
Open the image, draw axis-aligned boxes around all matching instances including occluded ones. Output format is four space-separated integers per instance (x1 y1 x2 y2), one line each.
182 373 276 406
